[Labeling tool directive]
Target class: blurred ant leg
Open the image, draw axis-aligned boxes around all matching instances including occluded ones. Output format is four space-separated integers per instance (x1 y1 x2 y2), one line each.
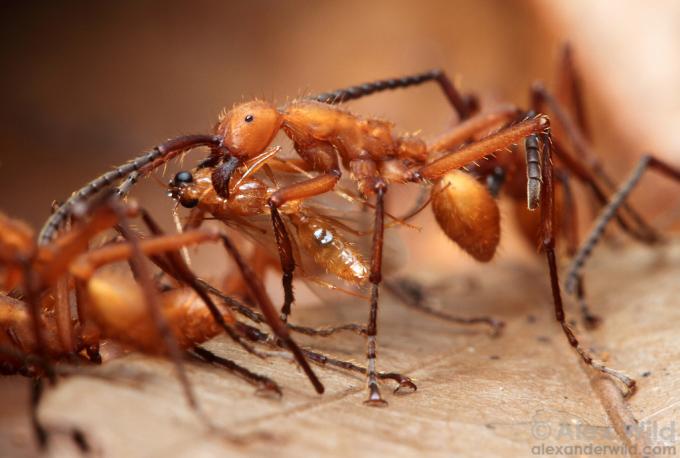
415 116 550 181
191 346 282 397
218 233 324 394
536 134 636 395
38 134 221 245
551 139 655 243
30 378 48 450
566 155 680 293
555 43 590 141
134 210 259 355
310 69 476 120
531 85 657 242
112 207 205 416
383 280 504 336
54 276 77 355
364 183 388 407
268 172 341 322
556 171 601 330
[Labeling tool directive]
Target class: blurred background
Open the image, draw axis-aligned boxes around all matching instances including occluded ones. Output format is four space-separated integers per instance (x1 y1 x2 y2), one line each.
0 0 679 275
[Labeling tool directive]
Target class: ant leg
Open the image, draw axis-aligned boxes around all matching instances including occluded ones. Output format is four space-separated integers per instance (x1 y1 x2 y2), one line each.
555 43 590 141
30 378 48 450
54 276 77 355
310 69 476 120
364 183 388 407
190 346 282 397
110 207 206 417
556 171 601 329
38 134 220 245
267 172 341 322
531 84 658 242
536 134 635 395
566 155 680 293
415 115 550 181
218 233 324 394
384 279 504 336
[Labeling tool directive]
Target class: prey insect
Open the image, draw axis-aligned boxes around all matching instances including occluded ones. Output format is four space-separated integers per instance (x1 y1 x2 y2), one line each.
40 54 650 405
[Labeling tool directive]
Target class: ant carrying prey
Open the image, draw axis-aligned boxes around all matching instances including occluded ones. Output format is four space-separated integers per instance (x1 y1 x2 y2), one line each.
39 47 678 407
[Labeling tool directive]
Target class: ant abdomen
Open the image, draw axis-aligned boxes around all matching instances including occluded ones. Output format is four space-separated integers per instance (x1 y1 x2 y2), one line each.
86 272 223 353
431 170 500 262
290 214 369 285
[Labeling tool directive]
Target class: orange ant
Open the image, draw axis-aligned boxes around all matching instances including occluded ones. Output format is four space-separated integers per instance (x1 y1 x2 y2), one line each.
38 47 666 406
1 193 330 446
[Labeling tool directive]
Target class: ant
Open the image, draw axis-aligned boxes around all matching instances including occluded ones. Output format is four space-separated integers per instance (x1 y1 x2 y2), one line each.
1 192 329 447
38 45 666 406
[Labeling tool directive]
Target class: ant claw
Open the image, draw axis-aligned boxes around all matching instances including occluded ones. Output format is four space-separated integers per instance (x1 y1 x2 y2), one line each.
394 379 418 395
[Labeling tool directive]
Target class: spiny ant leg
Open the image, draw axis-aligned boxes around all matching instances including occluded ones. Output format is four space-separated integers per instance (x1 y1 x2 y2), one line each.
310 68 476 120
218 233 324 394
38 134 220 245
191 346 282 397
566 155 680 293
536 134 635 396
384 279 504 336
364 183 388 407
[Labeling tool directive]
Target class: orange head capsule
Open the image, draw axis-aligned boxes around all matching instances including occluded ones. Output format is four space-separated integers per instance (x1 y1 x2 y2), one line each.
215 101 283 159
431 170 500 262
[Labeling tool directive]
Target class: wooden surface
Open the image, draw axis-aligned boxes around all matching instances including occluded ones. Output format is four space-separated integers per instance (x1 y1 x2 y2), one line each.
2 241 680 457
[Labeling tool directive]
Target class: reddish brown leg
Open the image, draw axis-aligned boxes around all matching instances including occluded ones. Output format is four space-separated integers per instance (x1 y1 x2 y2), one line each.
364 183 388 407
531 84 658 243
218 233 324 394
267 171 341 322
112 206 205 417
555 43 590 141
556 171 601 329
566 155 680 293
536 134 635 395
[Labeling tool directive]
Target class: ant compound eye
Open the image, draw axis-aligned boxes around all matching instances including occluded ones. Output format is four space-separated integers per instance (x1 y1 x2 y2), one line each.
173 171 193 185
244 114 254 123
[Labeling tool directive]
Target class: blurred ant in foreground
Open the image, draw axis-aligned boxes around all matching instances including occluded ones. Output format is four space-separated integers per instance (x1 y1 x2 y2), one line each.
1 193 331 447
39 45 679 406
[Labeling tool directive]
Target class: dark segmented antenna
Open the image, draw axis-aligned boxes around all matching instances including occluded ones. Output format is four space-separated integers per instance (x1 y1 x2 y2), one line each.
309 68 474 120
525 134 542 210
38 134 221 245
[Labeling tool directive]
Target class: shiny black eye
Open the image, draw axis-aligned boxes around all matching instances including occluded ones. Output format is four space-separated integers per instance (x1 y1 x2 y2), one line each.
244 114 254 123
180 197 199 208
173 171 193 185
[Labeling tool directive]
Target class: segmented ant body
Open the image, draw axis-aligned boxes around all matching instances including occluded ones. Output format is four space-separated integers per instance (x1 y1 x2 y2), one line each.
39 48 674 406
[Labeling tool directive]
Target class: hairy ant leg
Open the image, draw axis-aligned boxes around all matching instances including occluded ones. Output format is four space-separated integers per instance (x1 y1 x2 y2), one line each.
531 84 657 243
190 346 282 397
310 68 476 120
566 155 680 292
556 171 601 329
383 279 504 336
38 135 221 245
536 134 636 395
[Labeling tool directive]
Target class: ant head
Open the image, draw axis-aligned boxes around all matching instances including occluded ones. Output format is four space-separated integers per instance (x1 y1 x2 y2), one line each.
168 171 199 208
215 101 282 159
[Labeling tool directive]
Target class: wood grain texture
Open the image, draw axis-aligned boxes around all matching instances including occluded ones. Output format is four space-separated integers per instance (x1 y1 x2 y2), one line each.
1 241 679 457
